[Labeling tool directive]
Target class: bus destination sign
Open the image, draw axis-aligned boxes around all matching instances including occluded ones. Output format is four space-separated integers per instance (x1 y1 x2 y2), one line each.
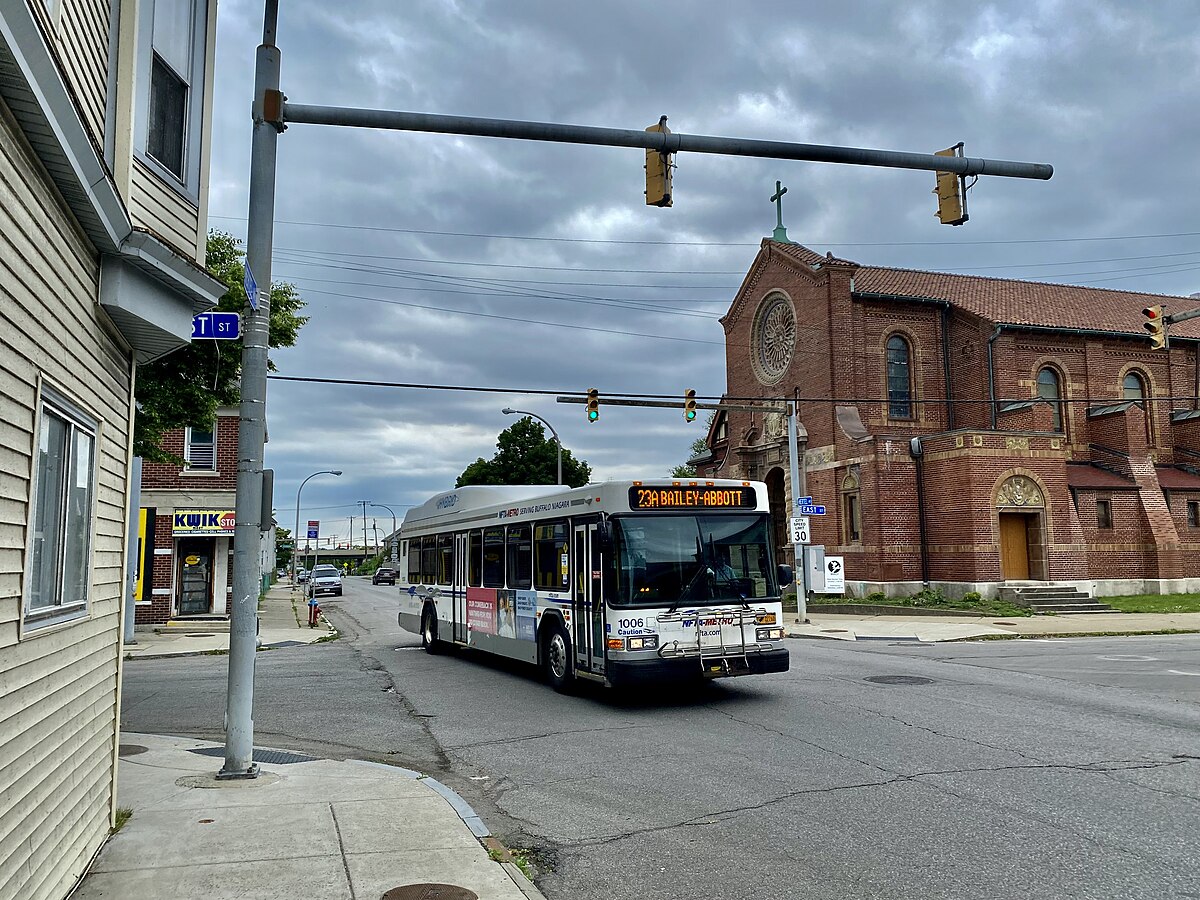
629 486 756 510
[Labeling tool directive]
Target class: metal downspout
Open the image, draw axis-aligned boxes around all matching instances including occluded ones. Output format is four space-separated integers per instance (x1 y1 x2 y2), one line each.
988 325 1003 429
909 438 930 587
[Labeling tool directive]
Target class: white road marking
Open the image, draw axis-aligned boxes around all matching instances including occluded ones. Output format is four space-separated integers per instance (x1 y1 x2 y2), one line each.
1097 655 1159 661
1167 669 1200 677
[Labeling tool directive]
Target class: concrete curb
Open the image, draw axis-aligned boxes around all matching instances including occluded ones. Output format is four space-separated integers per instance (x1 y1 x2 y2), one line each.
344 759 547 899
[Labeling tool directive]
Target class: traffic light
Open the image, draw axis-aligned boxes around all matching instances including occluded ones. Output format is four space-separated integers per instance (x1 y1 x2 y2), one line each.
1143 305 1169 350
645 116 673 207
933 144 968 226
684 389 697 422
586 388 600 422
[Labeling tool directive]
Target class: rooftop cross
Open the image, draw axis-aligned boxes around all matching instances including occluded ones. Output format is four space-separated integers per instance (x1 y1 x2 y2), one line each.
770 180 791 243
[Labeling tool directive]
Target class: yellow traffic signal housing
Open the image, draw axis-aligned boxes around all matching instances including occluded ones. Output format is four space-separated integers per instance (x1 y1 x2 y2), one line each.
684 389 697 422
645 117 673 207
934 145 968 226
586 388 600 422
1143 305 1169 350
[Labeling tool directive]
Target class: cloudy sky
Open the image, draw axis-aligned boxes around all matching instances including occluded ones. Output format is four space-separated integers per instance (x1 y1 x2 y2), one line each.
204 0 1200 547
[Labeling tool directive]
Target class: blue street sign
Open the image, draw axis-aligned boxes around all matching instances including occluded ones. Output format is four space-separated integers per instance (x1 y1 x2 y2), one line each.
191 311 241 340
243 263 259 311
795 496 812 507
797 504 826 515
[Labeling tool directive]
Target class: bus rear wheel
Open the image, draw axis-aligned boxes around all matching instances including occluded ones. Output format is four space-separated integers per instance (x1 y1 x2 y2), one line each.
543 624 574 693
421 607 441 654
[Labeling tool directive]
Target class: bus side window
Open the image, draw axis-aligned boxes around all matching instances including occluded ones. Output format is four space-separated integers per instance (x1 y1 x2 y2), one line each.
421 536 437 585
407 537 420 584
437 534 453 585
469 530 482 587
482 527 504 588
506 524 532 590
534 520 568 590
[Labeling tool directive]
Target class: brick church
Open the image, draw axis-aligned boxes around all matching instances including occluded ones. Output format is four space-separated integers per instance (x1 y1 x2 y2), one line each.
694 239 1200 598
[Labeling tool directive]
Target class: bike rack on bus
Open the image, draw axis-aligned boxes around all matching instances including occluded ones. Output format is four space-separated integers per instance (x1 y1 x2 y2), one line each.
656 606 767 677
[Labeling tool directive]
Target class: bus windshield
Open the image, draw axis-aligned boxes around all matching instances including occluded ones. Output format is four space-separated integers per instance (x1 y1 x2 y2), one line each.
612 514 778 607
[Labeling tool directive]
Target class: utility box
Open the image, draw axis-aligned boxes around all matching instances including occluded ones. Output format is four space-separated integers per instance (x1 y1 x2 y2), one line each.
803 544 826 593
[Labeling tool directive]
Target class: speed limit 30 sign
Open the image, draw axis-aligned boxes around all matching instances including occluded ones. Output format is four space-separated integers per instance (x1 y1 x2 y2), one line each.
789 516 810 544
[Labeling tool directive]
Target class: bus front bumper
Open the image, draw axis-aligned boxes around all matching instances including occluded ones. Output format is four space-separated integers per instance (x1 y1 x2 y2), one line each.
605 646 789 687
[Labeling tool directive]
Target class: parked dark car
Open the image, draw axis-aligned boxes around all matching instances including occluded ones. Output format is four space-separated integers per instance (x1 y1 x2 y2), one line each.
372 566 397 585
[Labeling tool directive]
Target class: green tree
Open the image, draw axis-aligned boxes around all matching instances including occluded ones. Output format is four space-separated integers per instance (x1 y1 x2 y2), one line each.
671 412 715 477
275 526 294 571
457 417 591 488
133 231 308 460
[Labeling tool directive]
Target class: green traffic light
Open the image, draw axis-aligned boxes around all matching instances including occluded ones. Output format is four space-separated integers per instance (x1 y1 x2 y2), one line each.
588 410 599 421
686 410 696 421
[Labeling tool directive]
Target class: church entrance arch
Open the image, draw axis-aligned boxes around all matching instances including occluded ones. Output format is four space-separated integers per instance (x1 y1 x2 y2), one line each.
995 475 1047 581
765 467 789 566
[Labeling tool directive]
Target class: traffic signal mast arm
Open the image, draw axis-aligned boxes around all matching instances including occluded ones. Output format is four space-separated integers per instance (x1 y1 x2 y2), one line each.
281 102 1053 181
1164 307 1200 326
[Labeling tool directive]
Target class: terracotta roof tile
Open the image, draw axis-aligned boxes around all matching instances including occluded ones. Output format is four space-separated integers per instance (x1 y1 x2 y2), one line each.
851 264 1200 339
1065 463 1136 490
1156 466 1200 490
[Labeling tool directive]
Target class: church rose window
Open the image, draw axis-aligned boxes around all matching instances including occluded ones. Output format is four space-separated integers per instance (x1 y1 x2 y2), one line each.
752 295 795 385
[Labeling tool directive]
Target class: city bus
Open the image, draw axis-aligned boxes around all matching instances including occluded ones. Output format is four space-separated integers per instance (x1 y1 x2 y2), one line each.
395 479 791 691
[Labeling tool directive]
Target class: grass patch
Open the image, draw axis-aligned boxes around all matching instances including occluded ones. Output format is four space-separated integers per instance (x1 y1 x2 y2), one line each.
112 807 133 834
486 843 538 882
1103 593 1200 614
832 589 1035 618
313 631 340 644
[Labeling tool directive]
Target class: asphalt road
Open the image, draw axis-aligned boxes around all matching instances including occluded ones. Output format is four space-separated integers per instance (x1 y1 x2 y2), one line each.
121 579 1200 900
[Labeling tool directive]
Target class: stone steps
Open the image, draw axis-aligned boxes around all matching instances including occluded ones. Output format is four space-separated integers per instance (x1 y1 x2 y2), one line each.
998 586 1120 615
157 617 232 633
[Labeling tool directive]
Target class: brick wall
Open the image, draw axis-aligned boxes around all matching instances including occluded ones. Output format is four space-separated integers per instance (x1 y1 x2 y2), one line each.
705 240 1199 589
142 414 240 490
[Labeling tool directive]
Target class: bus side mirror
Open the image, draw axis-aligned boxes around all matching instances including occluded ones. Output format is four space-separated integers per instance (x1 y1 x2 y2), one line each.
596 520 612 551
777 564 794 587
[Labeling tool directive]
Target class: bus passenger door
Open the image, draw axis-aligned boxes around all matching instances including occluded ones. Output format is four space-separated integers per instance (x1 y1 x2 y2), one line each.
572 523 606 675
453 532 469 643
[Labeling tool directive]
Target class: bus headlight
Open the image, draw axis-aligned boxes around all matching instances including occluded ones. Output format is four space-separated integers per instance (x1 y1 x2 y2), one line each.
755 627 784 641
626 635 658 651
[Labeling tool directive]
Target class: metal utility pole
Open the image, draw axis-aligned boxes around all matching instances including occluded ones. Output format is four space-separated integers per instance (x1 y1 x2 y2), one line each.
359 501 370 558
221 0 280 781
226 0 1053 780
370 503 398 561
291 469 341 591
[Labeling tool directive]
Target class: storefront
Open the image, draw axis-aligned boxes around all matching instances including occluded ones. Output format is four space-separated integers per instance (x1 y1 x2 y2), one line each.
169 508 235 617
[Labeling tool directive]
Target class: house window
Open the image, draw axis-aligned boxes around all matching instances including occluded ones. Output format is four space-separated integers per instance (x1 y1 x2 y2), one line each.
26 388 97 629
1188 501 1199 529
1096 499 1112 530
713 412 728 443
184 423 215 470
1036 367 1064 432
841 469 862 544
137 0 208 192
886 335 912 418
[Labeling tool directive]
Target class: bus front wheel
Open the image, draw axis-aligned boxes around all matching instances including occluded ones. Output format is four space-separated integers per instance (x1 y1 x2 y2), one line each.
543 624 574 693
421 607 441 654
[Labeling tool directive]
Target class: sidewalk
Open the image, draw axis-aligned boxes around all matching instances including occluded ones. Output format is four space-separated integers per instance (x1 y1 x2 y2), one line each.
787 610 1200 642
123 582 334 659
75 733 543 900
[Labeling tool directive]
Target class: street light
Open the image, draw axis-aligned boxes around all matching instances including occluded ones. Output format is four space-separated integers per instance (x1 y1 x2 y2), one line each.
293 470 342 590
370 503 398 563
502 407 561 485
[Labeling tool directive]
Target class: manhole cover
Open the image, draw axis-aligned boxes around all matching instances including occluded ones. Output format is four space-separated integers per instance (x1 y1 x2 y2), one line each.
119 744 148 757
821 629 849 633
381 886 479 900
865 675 934 686
185 632 216 637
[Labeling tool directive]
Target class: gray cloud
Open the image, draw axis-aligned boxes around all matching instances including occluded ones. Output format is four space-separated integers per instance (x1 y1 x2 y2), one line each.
206 0 1200 543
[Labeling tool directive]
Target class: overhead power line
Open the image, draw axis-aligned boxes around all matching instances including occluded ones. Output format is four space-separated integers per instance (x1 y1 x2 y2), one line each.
210 213 1200 248
267 375 1198 408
